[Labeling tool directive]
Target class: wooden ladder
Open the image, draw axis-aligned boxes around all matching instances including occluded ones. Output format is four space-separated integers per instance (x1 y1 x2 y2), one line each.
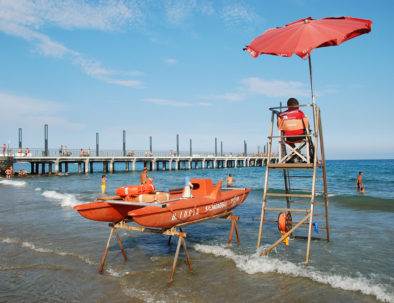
257 103 330 264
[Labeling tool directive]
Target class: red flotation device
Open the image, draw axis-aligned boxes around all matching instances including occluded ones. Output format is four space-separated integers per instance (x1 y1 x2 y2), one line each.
116 179 155 198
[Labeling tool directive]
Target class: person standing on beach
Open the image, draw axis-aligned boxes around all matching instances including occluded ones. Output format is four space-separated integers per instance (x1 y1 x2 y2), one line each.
226 174 234 187
101 175 107 194
140 167 148 184
357 171 365 193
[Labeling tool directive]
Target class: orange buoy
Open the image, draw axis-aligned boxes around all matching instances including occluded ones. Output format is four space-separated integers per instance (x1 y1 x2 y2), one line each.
278 211 292 246
116 179 155 197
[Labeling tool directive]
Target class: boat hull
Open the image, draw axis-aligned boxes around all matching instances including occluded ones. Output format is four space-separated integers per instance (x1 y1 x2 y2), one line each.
129 189 250 228
74 201 139 222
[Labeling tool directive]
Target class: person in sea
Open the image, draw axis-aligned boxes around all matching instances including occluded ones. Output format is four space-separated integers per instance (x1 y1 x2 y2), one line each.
182 176 193 198
5 166 13 179
357 171 365 193
101 175 107 195
140 167 148 184
277 98 314 162
226 174 234 187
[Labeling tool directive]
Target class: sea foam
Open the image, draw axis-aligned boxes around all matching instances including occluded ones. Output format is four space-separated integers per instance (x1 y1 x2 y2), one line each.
1 236 95 266
0 179 26 187
41 190 79 208
194 244 394 303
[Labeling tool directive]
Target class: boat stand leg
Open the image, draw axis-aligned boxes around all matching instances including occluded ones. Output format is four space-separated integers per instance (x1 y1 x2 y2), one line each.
234 217 241 246
227 215 240 246
98 226 115 274
167 235 172 246
115 230 127 262
227 219 235 246
181 237 192 272
169 235 182 284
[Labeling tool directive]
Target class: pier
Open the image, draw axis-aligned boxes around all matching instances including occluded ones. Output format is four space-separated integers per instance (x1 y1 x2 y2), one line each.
2 127 277 175
9 149 276 175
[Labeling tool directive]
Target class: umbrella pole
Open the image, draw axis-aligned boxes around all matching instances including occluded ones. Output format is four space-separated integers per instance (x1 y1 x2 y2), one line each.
308 55 315 104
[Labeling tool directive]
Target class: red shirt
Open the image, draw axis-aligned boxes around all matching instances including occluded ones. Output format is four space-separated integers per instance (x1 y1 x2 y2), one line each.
278 109 306 136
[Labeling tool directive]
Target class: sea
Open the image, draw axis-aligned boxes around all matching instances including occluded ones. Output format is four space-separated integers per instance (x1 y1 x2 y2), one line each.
0 160 393 303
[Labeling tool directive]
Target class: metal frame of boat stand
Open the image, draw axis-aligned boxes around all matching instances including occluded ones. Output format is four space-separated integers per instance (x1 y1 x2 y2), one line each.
98 212 240 283
256 103 330 264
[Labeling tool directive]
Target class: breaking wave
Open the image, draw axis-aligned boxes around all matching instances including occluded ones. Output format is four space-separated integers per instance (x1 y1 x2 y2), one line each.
194 244 394 303
0 179 26 187
41 190 80 208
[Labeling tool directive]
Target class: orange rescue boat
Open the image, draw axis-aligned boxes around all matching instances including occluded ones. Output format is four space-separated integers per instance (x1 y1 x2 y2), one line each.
74 178 250 228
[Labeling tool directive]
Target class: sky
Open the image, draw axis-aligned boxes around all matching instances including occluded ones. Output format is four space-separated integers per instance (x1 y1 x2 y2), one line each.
0 0 393 159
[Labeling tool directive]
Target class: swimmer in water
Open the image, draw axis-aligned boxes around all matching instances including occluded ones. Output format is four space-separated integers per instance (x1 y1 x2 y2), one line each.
356 171 365 193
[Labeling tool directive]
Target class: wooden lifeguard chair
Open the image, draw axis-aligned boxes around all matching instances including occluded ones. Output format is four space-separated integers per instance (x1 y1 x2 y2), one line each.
257 102 330 264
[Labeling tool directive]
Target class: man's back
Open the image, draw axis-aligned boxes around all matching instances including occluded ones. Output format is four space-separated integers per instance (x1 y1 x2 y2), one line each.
278 108 307 137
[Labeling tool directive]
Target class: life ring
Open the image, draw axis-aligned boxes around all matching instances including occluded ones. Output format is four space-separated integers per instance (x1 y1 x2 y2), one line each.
278 211 292 233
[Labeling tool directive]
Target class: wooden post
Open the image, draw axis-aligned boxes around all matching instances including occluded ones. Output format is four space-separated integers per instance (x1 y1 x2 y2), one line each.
305 103 320 264
84 159 89 174
169 235 182 283
227 215 240 246
98 227 114 274
318 107 330 242
115 230 127 262
109 160 114 174
257 111 274 248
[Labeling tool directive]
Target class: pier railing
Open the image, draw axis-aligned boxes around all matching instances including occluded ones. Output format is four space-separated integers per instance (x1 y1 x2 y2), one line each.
7 147 271 158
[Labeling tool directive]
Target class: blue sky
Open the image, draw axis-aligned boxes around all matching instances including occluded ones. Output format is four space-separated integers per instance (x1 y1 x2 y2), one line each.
0 0 393 159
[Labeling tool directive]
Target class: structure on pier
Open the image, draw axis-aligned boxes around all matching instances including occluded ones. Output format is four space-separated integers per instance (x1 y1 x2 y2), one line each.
256 103 329 264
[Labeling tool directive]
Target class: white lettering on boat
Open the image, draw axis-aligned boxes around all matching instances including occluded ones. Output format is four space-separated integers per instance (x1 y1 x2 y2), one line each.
170 197 240 222
205 201 226 211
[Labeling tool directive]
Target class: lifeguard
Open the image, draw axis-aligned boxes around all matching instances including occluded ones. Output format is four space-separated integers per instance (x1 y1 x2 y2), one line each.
277 98 313 162
278 98 308 144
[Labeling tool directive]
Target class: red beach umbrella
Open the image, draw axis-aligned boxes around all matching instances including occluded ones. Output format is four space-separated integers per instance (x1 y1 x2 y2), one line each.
244 16 372 102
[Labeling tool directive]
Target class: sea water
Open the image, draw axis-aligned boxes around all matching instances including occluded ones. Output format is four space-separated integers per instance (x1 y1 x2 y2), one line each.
0 160 393 302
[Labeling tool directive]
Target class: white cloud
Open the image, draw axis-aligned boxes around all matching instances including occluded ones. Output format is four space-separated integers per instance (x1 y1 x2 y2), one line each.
164 0 197 25
0 0 143 87
143 98 191 107
240 77 308 98
0 0 142 31
206 92 246 102
0 91 84 131
220 3 262 29
164 58 178 65
200 77 309 104
143 98 211 107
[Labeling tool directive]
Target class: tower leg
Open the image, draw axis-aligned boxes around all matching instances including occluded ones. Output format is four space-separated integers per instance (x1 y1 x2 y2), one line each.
318 108 330 242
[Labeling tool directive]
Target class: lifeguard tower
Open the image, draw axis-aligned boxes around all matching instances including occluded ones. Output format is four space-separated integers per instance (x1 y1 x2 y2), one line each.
256 101 329 264
244 15 371 265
